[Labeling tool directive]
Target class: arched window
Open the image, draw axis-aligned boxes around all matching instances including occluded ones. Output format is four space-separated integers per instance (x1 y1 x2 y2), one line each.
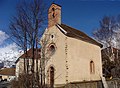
49 66 54 88
48 44 56 56
49 45 55 53
52 8 55 11
52 8 55 18
90 61 95 74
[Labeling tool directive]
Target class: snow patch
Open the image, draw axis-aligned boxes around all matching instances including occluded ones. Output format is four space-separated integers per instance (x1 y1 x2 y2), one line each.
0 43 22 67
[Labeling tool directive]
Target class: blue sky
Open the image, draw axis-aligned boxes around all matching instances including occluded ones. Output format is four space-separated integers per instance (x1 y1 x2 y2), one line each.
0 0 120 43
0 0 120 64
59 1 120 36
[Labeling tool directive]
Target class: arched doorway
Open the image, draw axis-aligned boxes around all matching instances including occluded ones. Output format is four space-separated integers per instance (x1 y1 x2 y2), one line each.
49 66 54 88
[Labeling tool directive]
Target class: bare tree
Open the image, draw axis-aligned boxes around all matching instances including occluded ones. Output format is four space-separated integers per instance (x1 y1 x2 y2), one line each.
9 0 46 87
93 16 118 47
40 31 51 87
93 16 120 78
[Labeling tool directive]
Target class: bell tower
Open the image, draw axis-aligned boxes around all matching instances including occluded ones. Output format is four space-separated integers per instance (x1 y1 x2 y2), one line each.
48 3 61 28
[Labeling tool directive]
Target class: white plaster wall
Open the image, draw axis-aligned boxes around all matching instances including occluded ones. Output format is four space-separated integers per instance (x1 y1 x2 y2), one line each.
15 61 19 79
43 25 102 87
16 58 41 78
42 26 67 86
67 37 102 82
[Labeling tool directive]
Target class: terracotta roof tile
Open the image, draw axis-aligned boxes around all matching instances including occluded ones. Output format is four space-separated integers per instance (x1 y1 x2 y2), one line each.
19 48 41 59
0 68 15 76
15 48 41 63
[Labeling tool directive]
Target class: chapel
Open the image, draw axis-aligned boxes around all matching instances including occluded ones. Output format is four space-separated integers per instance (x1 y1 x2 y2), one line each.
40 3 103 88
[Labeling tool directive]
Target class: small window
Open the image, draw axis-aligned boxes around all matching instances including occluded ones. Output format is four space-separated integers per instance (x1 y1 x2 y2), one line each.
52 8 55 11
51 35 54 38
90 61 95 74
52 12 55 18
52 8 55 18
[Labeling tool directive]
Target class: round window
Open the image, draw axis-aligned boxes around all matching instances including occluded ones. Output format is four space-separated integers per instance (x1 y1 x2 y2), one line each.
49 44 56 56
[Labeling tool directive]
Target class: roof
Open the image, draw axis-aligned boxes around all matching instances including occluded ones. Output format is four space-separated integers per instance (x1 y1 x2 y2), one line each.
0 68 15 76
19 48 41 59
15 48 41 63
56 24 103 48
51 3 61 7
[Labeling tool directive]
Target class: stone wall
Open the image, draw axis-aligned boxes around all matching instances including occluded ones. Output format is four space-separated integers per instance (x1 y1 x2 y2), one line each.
57 79 120 88
63 81 101 88
107 79 120 88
